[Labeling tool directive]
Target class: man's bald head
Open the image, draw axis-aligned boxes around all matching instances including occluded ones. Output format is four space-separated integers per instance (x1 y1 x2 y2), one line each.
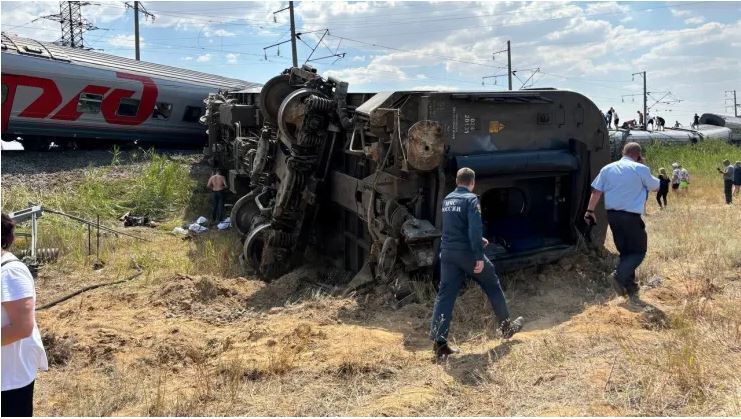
622 142 642 160
456 167 476 190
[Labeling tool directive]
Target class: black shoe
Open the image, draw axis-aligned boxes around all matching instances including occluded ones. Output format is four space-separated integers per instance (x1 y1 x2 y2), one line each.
626 293 646 312
610 271 627 297
433 341 459 359
500 316 524 339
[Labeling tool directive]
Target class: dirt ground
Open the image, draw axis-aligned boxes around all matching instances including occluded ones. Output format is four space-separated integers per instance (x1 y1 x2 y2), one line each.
29 208 740 416
3 151 739 416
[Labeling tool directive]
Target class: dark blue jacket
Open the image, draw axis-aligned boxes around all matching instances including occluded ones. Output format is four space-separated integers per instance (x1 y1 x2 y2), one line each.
440 186 484 260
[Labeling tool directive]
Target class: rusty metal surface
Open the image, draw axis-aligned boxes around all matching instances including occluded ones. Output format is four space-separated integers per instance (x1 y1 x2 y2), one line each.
407 120 444 171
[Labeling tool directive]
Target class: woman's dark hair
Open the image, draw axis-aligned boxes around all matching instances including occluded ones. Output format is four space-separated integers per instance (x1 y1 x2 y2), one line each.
1 212 15 249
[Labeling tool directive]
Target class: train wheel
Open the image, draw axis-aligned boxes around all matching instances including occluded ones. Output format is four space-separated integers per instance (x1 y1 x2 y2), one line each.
231 191 260 236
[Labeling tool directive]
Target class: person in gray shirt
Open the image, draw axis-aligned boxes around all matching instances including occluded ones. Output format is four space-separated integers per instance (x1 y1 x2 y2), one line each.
717 159 734 204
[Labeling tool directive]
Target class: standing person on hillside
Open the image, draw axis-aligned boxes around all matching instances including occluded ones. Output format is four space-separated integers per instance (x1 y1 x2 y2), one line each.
656 168 670 209
584 142 660 310
637 110 644 127
678 164 690 194
206 168 228 224
733 161 741 197
717 159 735 204
2 213 49 417
671 163 681 193
430 168 524 360
613 110 620 129
692 113 700 129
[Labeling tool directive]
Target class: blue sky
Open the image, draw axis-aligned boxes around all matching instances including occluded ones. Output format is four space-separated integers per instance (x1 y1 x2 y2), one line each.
2 1 740 125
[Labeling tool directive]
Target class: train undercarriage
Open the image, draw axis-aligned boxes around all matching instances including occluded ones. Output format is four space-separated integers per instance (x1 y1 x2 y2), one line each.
203 66 610 287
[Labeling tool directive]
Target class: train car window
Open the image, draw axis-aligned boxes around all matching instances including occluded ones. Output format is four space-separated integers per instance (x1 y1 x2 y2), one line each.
183 106 203 123
152 102 173 120
77 93 104 114
117 98 140 117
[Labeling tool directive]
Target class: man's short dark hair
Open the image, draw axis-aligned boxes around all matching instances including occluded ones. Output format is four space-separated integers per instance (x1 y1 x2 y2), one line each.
456 167 475 186
1 213 15 250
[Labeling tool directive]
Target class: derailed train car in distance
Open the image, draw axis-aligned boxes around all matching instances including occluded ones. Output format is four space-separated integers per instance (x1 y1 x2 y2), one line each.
1 33 260 150
203 66 610 285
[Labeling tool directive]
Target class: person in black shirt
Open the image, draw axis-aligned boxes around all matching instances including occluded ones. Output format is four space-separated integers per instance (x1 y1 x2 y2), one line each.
656 167 670 209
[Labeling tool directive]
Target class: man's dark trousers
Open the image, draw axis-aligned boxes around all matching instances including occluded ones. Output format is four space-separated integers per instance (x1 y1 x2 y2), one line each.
607 210 647 295
212 190 225 222
430 249 510 343
724 179 733 204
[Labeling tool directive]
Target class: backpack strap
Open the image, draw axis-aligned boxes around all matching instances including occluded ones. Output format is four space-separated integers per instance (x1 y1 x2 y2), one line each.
1 257 20 268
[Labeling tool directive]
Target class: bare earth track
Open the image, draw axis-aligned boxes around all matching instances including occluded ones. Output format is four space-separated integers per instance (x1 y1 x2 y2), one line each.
2 150 739 416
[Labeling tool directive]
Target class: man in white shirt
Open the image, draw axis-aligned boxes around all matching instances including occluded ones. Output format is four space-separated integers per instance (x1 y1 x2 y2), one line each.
584 143 660 310
2 213 48 417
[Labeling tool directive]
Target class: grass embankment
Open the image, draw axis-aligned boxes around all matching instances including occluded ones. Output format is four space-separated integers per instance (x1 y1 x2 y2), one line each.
0 141 738 416
1 150 242 281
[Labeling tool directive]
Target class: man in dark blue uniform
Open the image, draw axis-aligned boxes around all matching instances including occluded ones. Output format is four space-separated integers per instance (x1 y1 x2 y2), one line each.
430 167 524 359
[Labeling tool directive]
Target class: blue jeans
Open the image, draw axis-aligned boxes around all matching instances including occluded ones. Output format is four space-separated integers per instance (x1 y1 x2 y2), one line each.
430 249 510 343
212 190 225 223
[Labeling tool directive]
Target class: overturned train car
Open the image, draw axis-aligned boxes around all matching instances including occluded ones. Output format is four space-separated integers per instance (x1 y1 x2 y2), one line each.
203 66 609 284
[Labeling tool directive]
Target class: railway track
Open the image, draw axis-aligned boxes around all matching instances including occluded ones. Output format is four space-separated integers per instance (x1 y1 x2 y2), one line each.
0 147 203 191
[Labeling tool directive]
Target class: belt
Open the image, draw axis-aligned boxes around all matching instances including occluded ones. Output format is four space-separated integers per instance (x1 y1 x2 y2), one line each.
606 209 641 216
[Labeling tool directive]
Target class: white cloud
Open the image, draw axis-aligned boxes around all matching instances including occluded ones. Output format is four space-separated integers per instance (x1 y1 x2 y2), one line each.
671 9 692 18
107 34 145 49
352 55 366 62
205 28 236 38
585 2 630 15
226 53 239 64
409 84 459 91
685 16 706 25
183 56 194 61
196 53 212 62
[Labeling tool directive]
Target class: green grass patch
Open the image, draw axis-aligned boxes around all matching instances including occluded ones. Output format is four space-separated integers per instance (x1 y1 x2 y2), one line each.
643 140 739 177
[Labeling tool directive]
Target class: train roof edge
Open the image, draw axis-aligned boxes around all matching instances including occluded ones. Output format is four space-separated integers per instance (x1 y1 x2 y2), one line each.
699 113 741 128
1 32 261 91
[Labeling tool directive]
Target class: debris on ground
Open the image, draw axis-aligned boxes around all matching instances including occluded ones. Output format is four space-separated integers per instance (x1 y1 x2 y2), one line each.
187 223 208 234
171 226 188 235
645 275 664 288
120 212 157 228
217 217 231 230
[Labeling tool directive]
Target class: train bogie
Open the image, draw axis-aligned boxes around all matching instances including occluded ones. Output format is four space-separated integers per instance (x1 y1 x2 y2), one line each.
204 66 610 285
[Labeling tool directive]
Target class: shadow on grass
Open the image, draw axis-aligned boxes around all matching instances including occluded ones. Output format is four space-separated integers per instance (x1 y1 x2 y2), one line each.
442 339 523 386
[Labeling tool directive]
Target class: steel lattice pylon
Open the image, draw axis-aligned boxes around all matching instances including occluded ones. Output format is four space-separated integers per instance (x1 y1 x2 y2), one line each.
34 1 98 49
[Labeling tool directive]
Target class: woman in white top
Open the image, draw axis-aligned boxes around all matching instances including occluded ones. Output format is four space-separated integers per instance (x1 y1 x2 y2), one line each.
2 213 48 417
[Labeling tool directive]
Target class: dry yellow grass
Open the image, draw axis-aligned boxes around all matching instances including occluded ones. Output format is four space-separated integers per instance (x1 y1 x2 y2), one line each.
4 148 740 416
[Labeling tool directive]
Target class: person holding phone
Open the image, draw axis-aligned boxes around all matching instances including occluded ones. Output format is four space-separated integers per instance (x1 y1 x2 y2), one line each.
584 143 660 311
717 159 734 204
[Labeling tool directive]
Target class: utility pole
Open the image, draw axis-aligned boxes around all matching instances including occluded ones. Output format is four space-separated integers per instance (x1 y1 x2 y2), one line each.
725 90 738 117
270 2 298 67
134 2 140 60
632 71 647 127
482 41 513 89
507 40 512 91
125 2 155 61
289 1 298 67
34 1 99 49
